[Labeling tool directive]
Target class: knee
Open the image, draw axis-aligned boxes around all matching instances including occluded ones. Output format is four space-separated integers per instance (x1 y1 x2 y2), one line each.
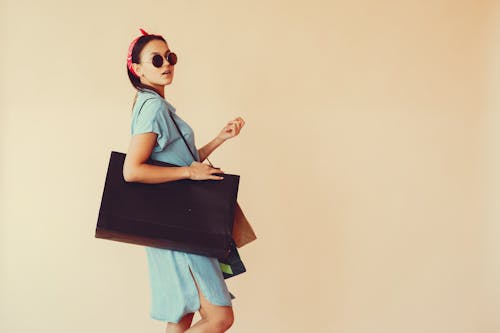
211 312 234 332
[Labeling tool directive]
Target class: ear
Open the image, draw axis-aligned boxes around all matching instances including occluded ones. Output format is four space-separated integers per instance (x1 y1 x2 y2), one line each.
132 63 143 77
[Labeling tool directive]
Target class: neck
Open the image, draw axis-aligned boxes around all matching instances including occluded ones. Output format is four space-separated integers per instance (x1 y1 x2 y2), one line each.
151 85 165 98
140 81 165 98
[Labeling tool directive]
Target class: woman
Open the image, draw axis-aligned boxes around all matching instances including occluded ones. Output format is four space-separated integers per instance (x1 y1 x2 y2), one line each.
122 28 245 333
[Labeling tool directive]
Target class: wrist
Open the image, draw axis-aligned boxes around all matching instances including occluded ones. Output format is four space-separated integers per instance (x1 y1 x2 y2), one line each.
215 136 225 144
184 166 192 179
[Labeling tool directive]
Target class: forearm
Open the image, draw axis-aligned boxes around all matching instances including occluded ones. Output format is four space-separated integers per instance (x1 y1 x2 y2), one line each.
198 137 225 162
124 164 191 184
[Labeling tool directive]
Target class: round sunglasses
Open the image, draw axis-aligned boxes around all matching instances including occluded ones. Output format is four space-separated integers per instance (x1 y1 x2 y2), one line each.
143 52 178 68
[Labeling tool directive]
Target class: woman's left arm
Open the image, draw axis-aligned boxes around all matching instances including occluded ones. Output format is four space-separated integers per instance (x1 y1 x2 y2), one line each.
198 117 245 162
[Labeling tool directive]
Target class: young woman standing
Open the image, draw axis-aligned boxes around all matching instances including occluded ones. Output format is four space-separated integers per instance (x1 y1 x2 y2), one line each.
122 28 245 333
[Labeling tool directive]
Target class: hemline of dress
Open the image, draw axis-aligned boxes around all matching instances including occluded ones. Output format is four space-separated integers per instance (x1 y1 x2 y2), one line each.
150 297 234 324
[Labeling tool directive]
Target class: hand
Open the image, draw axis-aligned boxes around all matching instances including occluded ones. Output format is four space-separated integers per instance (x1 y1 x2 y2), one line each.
217 117 245 142
188 161 224 180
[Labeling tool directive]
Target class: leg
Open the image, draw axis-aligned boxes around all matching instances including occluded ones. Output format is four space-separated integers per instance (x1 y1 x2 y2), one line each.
184 266 234 333
165 312 195 333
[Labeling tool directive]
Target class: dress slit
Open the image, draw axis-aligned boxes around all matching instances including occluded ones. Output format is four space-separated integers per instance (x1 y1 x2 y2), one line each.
188 263 227 309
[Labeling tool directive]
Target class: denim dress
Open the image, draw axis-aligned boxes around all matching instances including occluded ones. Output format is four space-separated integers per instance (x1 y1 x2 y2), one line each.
130 88 235 323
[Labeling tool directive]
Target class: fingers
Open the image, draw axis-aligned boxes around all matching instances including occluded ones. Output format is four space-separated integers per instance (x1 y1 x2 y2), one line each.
228 118 245 128
226 117 245 130
220 117 245 140
208 165 224 180
225 118 244 136
205 165 224 179
226 123 237 135
206 166 224 180
209 167 223 174
187 160 228 181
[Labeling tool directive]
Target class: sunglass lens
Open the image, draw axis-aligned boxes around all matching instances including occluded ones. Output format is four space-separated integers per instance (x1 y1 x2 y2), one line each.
152 54 164 68
168 52 177 65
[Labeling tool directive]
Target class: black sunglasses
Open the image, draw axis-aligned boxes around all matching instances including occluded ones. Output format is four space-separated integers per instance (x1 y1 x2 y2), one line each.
144 52 178 68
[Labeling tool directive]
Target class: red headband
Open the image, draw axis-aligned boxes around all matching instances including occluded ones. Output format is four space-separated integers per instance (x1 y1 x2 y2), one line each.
127 28 163 77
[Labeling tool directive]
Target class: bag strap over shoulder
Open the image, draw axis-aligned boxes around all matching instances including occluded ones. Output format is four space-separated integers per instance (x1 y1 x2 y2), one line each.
138 97 214 167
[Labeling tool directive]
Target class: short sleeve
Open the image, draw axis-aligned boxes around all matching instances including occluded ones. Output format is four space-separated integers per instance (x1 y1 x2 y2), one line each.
132 98 170 151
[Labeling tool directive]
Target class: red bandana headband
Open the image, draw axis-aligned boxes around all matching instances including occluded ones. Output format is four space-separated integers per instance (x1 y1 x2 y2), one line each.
127 28 163 77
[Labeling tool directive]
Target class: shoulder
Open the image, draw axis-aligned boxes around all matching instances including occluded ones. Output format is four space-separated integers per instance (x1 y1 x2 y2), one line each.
136 90 166 107
135 94 168 116
139 89 176 113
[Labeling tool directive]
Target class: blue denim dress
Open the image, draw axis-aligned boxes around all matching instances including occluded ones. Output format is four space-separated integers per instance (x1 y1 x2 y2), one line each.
130 88 234 323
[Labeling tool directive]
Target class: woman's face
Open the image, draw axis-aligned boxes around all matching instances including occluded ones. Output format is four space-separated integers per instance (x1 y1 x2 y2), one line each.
134 39 175 89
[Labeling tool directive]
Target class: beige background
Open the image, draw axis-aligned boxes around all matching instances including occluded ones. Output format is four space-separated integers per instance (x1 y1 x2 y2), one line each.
1 0 500 332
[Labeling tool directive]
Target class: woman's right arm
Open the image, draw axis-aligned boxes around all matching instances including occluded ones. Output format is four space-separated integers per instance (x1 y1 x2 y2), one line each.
123 132 224 184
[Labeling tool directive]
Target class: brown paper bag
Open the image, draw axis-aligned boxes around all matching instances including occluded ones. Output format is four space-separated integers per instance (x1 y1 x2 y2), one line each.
232 201 257 248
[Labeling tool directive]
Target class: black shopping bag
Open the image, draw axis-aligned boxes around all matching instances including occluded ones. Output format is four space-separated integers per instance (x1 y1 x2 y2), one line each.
95 151 240 259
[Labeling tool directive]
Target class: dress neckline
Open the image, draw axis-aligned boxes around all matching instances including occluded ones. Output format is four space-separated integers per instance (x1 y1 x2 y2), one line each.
139 88 177 113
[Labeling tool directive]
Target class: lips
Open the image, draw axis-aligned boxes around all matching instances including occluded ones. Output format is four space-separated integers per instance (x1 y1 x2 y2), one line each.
163 70 171 75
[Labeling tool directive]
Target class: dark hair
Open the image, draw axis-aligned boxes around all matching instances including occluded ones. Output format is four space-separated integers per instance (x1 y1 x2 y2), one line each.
127 34 167 110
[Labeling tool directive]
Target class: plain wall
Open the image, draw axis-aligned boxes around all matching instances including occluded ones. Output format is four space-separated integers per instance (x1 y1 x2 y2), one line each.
1 1 499 332
482 1 500 332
